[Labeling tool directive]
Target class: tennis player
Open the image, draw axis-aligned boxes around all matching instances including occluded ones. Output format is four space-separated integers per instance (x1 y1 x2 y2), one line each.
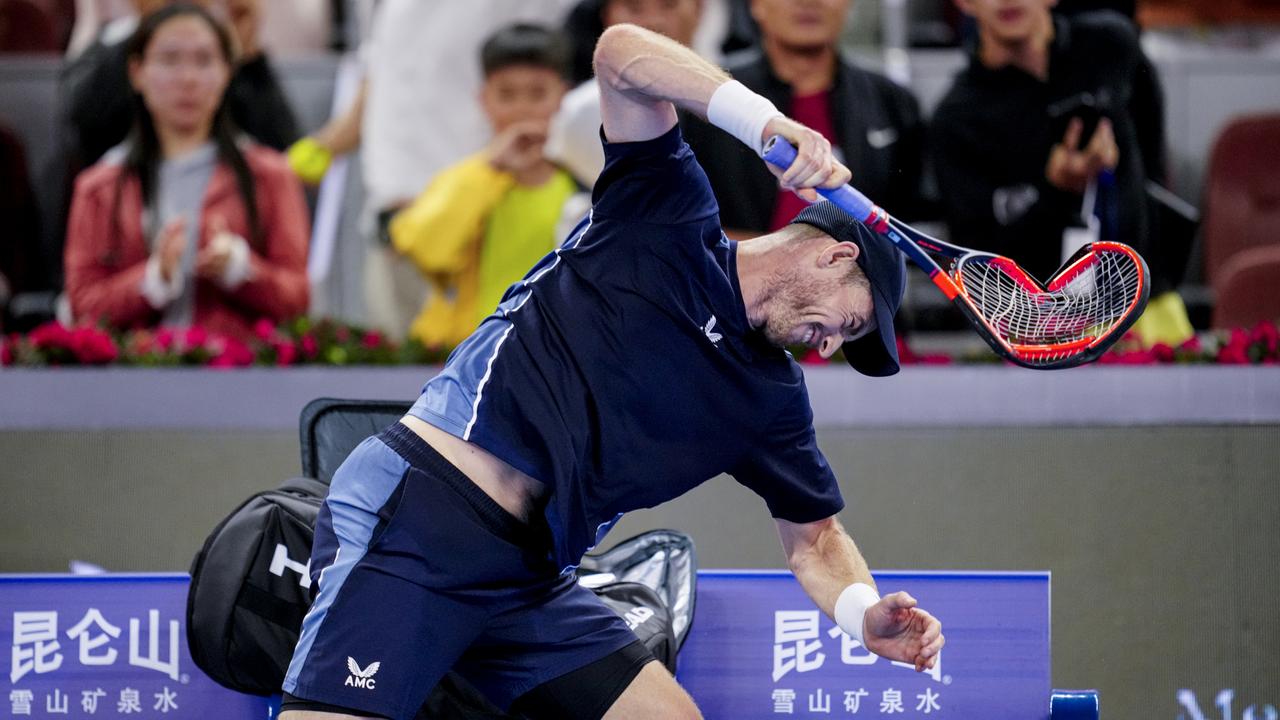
281 23 943 720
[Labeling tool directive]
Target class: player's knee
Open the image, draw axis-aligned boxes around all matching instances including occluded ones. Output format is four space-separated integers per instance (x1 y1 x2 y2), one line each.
603 662 703 720
666 694 703 720
645 685 702 720
603 694 701 720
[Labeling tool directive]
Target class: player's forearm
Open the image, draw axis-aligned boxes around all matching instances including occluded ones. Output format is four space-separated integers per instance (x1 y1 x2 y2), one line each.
593 23 729 121
782 516 876 620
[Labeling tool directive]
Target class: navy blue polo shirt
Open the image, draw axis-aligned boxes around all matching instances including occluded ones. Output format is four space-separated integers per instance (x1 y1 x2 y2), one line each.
410 124 842 572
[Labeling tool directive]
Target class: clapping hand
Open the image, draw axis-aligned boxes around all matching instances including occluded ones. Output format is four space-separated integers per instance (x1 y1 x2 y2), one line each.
196 215 236 281
156 216 187 284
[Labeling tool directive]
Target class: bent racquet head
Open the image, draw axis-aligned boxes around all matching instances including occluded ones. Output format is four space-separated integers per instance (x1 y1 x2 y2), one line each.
946 240 1150 369
761 135 1151 369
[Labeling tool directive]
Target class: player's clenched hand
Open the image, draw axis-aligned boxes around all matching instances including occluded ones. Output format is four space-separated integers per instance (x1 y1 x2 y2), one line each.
862 592 944 672
761 115 851 203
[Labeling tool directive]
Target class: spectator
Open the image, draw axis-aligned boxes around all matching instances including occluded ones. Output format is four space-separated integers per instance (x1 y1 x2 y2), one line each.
42 0 300 291
1051 0 1191 345
1055 0 1166 185
217 0 301 150
63 3 309 340
560 0 756 86
388 23 575 350
0 123 43 332
61 0 298 164
257 0 335 56
67 0 135 58
931 0 1192 345
681 0 929 239
286 0 575 340
545 0 706 190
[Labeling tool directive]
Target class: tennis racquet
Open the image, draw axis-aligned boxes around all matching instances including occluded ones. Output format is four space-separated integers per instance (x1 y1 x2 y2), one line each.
762 136 1150 370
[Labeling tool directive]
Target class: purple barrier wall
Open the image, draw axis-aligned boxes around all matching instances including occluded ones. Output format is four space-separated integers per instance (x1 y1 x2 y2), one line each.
677 570 1051 719
1 574 270 719
3 571 1051 718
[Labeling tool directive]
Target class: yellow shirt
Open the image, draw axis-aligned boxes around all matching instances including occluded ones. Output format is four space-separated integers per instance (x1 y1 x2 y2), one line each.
389 153 576 348
476 171 577 323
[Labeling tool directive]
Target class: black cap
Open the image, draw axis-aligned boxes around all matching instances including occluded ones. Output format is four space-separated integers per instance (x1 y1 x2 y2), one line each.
789 201 906 376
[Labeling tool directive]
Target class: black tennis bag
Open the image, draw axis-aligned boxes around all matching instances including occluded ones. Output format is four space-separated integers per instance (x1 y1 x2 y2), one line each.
187 476 326 696
576 528 698 669
187 475 696 716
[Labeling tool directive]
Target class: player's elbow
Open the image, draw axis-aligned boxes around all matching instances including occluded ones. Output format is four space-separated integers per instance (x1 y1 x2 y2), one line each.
780 515 841 573
593 23 648 91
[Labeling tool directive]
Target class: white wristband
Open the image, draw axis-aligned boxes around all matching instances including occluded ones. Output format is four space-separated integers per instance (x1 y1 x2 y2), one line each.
834 582 880 646
706 80 782 156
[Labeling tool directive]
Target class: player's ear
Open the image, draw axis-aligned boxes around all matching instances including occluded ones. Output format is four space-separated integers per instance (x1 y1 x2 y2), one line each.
819 241 860 268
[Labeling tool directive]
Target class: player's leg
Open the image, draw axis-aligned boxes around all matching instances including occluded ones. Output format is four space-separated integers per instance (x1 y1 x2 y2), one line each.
505 640 700 720
279 710 377 720
602 660 701 720
281 430 485 719
485 569 701 720
279 690 394 719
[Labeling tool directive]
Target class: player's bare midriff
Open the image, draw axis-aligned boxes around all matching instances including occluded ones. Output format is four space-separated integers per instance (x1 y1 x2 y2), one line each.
398 414 547 524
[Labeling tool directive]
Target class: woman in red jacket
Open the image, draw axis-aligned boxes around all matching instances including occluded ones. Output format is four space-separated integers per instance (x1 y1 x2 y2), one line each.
64 3 309 341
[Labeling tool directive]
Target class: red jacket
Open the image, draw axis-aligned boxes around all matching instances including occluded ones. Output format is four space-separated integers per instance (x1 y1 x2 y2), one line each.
64 143 310 340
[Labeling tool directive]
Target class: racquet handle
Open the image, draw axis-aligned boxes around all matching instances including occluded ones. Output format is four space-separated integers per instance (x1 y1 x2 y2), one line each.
761 136 877 222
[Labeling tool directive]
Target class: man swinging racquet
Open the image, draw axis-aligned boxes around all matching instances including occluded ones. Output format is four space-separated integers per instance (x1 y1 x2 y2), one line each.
280 23 943 720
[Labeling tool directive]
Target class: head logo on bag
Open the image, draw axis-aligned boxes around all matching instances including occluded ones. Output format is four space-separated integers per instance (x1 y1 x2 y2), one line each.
269 543 312 588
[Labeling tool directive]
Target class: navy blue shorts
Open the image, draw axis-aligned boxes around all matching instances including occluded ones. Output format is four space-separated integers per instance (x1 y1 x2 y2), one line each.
283 422 641 719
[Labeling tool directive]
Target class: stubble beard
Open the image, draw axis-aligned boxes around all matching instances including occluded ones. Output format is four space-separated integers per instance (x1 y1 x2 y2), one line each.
760 268 843 349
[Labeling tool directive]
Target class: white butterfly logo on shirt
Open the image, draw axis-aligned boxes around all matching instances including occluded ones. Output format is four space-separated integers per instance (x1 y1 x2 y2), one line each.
703 316 723 345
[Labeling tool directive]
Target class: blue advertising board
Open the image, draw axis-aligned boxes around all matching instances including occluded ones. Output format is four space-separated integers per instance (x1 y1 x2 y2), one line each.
3 571 1050 718
677 571 1051 719
1 574 270 718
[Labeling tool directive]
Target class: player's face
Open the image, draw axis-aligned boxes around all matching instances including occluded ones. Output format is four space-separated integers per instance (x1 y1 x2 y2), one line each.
761 257 877 360
603 0 702 47
957 0 1055 45
480 65 568 134
751 0 850 51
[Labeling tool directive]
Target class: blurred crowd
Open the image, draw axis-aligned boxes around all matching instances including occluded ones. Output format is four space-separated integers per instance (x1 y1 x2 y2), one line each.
1 0 1276 353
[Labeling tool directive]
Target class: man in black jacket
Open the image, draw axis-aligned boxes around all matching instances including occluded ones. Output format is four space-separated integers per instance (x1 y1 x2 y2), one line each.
681 0 928 239
930 0 1146 284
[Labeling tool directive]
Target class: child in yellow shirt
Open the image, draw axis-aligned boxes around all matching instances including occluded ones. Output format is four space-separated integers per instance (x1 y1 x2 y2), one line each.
390 24 576 349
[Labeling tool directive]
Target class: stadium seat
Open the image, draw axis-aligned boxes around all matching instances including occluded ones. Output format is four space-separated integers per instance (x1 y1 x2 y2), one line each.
298 397 412 483
1201 113 1280 286
1211 244 1280 328
0 0 57 53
